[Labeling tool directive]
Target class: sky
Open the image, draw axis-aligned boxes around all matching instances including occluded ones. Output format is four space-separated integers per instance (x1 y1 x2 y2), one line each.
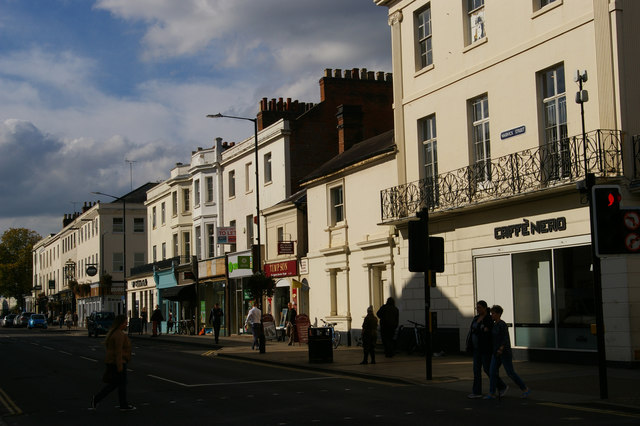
0 0 392 239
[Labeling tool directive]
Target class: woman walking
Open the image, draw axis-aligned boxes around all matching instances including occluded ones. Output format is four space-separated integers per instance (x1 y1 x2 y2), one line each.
91 315 136 411
485 305 531 399
467 300 506 398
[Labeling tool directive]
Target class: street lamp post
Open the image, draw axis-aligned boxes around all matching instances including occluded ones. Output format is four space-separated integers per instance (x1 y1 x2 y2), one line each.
206 113 261 272
91 191 127 317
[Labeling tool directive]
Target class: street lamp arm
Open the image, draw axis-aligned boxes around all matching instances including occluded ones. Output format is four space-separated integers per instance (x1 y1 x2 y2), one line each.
91 191 122 201
206 113 256 123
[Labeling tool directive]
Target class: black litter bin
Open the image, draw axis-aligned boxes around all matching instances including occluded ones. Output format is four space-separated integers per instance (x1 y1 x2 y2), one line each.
128 317 142 335
308 327 333 363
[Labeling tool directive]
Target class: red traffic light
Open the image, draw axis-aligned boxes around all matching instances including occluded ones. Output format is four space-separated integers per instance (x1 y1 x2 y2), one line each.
607 191 621 207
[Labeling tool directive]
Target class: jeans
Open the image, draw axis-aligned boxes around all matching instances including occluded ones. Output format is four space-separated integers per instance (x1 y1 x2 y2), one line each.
95 364 128 408
489 352 527 394
473 349 505 395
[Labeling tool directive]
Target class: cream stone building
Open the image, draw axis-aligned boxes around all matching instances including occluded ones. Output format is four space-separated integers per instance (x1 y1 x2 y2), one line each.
363 0 640 362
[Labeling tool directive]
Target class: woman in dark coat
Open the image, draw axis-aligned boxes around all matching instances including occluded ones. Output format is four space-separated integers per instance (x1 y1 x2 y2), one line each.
467 300 506 398
360 306 378 365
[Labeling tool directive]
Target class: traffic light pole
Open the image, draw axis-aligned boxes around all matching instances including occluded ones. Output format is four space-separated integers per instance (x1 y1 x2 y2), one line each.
416 208 433 381
587 175 609 399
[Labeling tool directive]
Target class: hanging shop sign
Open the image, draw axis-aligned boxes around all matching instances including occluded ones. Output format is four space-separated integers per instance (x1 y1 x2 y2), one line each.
494 217 567 240
277 241 295 255
264 260 298 278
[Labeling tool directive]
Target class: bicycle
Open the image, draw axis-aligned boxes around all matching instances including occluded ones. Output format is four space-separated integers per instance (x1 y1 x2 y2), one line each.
397 320 426 355
320 319 341 349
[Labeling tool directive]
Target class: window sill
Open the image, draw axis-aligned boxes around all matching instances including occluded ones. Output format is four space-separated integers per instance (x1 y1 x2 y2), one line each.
414 63 434 78
463 36 488 53
531 0 562 19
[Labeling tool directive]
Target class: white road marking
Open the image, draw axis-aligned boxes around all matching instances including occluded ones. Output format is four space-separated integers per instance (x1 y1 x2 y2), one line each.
59 350 72 355
80 356 98 362
147 374 339 388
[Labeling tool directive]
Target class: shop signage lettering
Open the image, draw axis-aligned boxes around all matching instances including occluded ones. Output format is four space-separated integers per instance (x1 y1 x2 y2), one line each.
494 217 567 240
264 260 297 278
228 256 252 273
277 241 294 255
217 226 236 244
131 279 148 288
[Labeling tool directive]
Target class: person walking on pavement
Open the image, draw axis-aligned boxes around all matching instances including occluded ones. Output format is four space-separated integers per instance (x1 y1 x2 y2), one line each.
140 306 147 334
286 302 297 346
244 302 262 350
467 300 507 399
209 303 223 344
150 305 163 337
376 297 399 357
91 314 136 411
485 305 531 400
360 306 378 365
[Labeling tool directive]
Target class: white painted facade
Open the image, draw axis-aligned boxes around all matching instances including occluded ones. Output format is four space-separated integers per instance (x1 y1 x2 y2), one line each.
371 0 640 362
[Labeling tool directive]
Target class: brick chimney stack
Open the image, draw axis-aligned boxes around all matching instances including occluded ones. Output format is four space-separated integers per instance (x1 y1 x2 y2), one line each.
336 105 363 154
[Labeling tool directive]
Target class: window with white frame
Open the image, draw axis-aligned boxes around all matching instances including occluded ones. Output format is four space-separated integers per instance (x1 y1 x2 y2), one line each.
152 245 157 262
541 63 568 180
228 170 236 198
468 0 485 44
246 215 254 248
152 206 157 229
229 220 237 252
264 152 272 184
207 224 215 258
113 252 123 272
113 217 123 233
161 202 166 225
195 226 202 260
206 176 214 203
329 184 344 225
245 162 252 193
134 252 145 268
471 94 491 183
183 188 190 212
172 191 178 216
134 217 144 233
416 5 432 70
173 233 179 257
183 231 191 258
194 179 200 207
161 242 166 260
277 226 284 242
419 114 439 206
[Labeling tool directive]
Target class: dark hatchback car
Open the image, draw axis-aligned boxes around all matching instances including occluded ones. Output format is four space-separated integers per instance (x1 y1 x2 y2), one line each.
87 312 115 337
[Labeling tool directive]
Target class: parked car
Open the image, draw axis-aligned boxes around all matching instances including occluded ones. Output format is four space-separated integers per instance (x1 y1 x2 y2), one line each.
87 312 115 337
27 314 47 329
2 314 17 327
14 312 35 327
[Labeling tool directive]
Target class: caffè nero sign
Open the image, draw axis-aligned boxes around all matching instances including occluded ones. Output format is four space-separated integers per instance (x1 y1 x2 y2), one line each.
494 217 567 240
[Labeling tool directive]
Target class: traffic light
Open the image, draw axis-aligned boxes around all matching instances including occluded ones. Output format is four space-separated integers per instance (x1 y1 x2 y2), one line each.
592 185 623 256
408 216 428 272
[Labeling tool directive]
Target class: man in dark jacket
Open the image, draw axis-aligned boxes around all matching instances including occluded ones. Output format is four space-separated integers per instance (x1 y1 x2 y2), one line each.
376 297 399 357
150 305 163 337
209 303 223 344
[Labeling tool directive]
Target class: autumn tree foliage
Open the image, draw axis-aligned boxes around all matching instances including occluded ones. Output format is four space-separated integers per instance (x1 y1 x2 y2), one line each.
0 228 41 308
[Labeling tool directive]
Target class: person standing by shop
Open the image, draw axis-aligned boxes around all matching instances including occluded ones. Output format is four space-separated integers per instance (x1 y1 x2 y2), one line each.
150 305 163 337
286 302 297 346
360 306 378 365
244 302 262 350
209 303 223 344
140 306 147 334
467 300 506 399
486 305 531 399
376 297 399 357
91 315 135 411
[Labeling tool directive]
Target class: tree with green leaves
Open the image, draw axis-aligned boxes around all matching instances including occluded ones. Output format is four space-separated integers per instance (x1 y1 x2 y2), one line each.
0 228 41 309
245 272 276 305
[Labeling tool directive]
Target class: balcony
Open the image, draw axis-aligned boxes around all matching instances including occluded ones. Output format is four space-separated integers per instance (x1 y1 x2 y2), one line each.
380 129 623 223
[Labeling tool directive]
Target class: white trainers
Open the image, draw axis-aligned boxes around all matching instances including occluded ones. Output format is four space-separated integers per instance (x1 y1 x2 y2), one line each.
499 385 509 397
467 393 483 399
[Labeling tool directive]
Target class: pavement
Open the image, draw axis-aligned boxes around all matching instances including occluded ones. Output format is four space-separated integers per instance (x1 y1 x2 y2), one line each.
125 330 640 414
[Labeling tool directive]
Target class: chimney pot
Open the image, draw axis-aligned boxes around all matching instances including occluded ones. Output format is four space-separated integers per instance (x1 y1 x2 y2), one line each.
325 68 332 77
344 69 352 79
376 71 384 81
333 69 342 78
352 68 360 79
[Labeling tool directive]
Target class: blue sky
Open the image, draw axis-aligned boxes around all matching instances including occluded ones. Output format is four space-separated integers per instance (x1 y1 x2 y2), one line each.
0 0 391 238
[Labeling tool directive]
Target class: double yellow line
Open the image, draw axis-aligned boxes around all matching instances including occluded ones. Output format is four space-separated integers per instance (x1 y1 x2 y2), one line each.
0 387 22 416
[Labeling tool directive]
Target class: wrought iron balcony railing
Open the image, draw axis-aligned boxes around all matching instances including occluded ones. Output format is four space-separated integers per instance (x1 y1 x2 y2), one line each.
380 129 623 222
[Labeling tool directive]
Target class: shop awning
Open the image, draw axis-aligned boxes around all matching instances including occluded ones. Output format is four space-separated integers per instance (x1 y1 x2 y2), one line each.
162 284 196 301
